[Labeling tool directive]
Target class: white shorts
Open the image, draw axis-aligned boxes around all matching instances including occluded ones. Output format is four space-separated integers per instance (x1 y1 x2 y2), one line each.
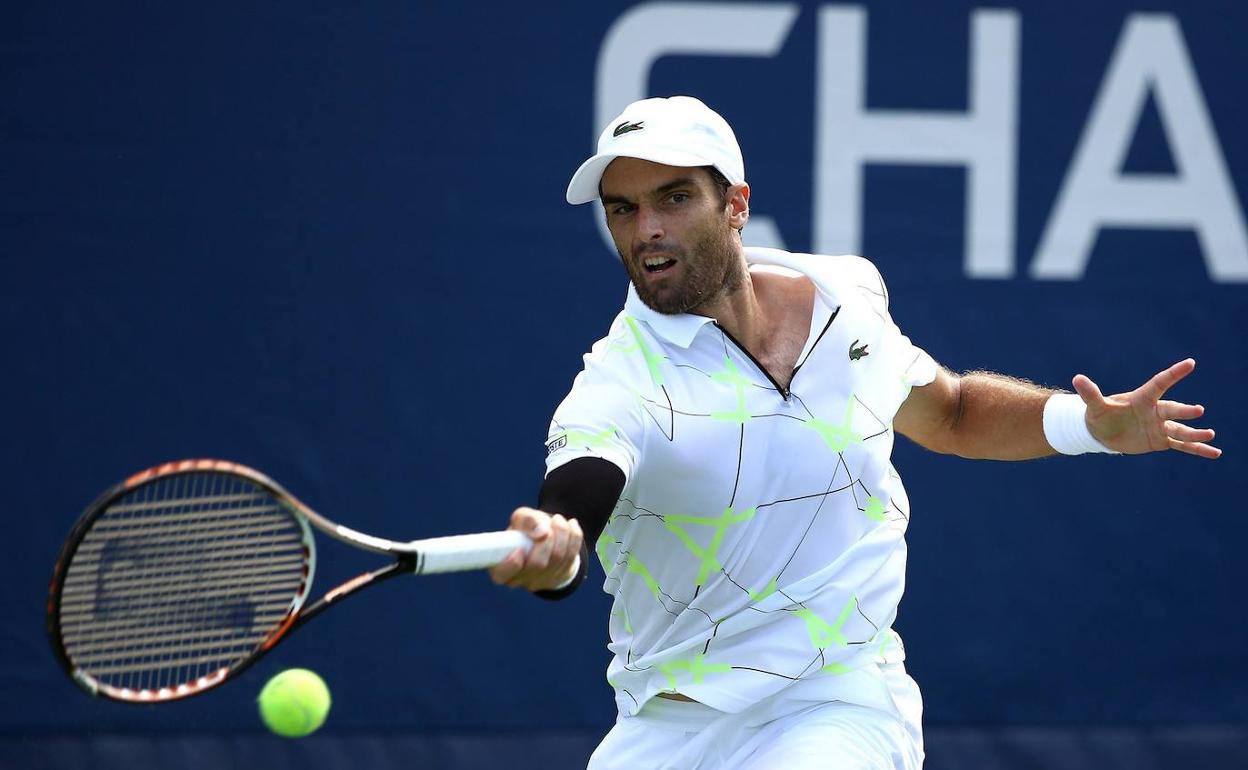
587 663 923 770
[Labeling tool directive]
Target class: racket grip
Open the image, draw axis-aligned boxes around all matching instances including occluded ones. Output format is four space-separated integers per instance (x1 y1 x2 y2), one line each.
410 530 533 575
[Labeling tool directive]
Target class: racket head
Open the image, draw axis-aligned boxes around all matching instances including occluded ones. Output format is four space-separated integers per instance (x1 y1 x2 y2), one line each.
47 460 316 703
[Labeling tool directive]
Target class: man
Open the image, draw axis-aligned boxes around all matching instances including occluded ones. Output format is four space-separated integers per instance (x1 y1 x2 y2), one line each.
488 96 1219 769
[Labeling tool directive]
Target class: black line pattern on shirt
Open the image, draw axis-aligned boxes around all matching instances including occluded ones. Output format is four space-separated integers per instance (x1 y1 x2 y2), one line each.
633 386 680 440
750 412 809 423
857 283 886 300
696 450 864 664
773 455 851 583
594 300 906 700
637 398 712 419
791 305 840 378
628 562 705 621
727 423 744 508
702 620 724 655
854 395 890 435
734 649 829 682
854 597 880 633
658 385 675 440
615 498 666 520
731 665 803 682
789 391 817 421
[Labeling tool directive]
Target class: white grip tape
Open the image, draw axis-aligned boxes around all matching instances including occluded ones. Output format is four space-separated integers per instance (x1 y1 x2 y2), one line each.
410 530 533 575
1042 393 1119 455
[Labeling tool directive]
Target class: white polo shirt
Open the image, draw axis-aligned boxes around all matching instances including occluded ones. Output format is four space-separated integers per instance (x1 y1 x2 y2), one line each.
545 248 937 717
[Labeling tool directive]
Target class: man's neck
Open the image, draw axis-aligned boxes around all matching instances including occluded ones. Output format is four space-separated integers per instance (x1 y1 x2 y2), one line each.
690 257 817 372
689 252 768 350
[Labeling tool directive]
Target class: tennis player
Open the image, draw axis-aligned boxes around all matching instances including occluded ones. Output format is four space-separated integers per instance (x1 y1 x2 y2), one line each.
489 96 1219 769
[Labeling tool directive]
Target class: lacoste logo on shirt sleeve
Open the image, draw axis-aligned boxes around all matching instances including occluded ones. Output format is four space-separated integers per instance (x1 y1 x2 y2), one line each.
849 340 870 361
546 434 568 455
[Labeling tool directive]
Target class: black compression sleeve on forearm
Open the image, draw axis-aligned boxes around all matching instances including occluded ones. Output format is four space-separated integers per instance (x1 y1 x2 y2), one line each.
531 457 626 601
537 457 625 545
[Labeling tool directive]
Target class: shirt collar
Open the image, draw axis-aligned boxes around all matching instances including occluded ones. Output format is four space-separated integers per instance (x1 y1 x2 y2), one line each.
623 284 716 348
622 247 843 349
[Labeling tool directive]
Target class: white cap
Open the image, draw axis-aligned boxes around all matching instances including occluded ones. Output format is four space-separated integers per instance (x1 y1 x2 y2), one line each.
565 96 745 205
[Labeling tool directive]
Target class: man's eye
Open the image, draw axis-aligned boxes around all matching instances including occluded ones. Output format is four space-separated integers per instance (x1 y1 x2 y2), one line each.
613 204 635 216
669 193 689 203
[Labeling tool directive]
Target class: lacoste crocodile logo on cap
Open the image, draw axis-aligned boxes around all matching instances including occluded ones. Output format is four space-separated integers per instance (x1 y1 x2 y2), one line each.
849 340 869 361
613 120 645 137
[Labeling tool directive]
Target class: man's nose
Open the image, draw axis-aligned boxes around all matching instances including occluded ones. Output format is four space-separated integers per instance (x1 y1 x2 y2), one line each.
636 205 664 241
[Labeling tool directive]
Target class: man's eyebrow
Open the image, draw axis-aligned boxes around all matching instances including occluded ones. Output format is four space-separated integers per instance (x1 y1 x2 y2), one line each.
654 177 699 195
601 177 700 206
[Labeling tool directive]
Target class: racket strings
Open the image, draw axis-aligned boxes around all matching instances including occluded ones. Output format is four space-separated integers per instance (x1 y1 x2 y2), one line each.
58 472 309 693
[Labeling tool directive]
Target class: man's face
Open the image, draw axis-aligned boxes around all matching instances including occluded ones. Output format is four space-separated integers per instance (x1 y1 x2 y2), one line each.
599 158 744 315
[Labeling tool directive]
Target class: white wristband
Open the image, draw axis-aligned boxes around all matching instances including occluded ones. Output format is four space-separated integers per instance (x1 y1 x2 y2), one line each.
1042 393 1119 455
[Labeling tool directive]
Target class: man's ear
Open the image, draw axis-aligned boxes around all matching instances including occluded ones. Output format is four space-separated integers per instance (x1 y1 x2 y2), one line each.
727 183 750 231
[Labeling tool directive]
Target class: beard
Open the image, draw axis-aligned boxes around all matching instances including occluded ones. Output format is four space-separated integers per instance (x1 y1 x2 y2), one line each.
621 220 744 315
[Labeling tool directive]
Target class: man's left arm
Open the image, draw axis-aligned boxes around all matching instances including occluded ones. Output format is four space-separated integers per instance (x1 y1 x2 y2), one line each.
894 358 1220 461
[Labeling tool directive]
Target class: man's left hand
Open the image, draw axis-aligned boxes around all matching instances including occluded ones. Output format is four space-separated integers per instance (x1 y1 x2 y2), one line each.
1073 358 1220 459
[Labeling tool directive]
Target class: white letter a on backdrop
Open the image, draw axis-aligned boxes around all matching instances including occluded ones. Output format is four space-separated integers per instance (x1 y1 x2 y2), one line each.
1031 14 1248 282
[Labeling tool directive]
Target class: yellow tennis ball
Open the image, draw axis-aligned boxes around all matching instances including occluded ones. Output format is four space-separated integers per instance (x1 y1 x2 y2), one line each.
257 668 331 737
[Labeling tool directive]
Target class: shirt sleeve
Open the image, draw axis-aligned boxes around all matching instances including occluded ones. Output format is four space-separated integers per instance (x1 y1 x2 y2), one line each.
844 253 938 390
544 328 647 483
890 321 938 388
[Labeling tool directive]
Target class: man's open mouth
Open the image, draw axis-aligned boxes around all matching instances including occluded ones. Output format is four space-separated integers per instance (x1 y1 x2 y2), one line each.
643 256 677 274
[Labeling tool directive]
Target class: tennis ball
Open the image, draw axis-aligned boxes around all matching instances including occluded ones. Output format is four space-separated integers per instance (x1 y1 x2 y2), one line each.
257 668 331 737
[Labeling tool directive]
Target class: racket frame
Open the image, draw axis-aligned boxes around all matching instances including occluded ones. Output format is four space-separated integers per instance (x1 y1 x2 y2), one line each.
46 459 414 703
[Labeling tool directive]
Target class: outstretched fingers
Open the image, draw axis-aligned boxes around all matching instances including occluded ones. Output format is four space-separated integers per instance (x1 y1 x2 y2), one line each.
1074 359 1217 459
1149 361 1219 459
1157 400 1204 420
1165 420 1215 444
1167 436 1223 460
1142 358 1196 402
1163 418 1220 459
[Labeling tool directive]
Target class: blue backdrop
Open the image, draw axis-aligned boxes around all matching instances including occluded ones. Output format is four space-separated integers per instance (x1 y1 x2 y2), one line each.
3 1 1245 767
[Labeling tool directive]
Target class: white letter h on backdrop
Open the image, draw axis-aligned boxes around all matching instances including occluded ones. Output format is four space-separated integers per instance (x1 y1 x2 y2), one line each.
816 6 1020 278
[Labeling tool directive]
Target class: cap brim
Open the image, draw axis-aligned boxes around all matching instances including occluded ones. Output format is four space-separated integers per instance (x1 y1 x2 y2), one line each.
565 147 720 205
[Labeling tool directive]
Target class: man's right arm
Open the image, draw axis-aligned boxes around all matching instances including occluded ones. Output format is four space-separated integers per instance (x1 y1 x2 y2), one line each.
487 457 625 597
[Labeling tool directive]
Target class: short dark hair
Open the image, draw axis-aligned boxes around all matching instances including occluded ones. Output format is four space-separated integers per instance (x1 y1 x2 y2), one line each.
701 166 743 233
701 166 732 202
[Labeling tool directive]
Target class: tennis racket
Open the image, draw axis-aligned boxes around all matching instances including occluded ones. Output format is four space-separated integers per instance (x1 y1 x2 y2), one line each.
46 458 531 703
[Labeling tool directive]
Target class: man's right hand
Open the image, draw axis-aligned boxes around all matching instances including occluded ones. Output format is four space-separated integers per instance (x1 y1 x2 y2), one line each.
488 506 583 592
